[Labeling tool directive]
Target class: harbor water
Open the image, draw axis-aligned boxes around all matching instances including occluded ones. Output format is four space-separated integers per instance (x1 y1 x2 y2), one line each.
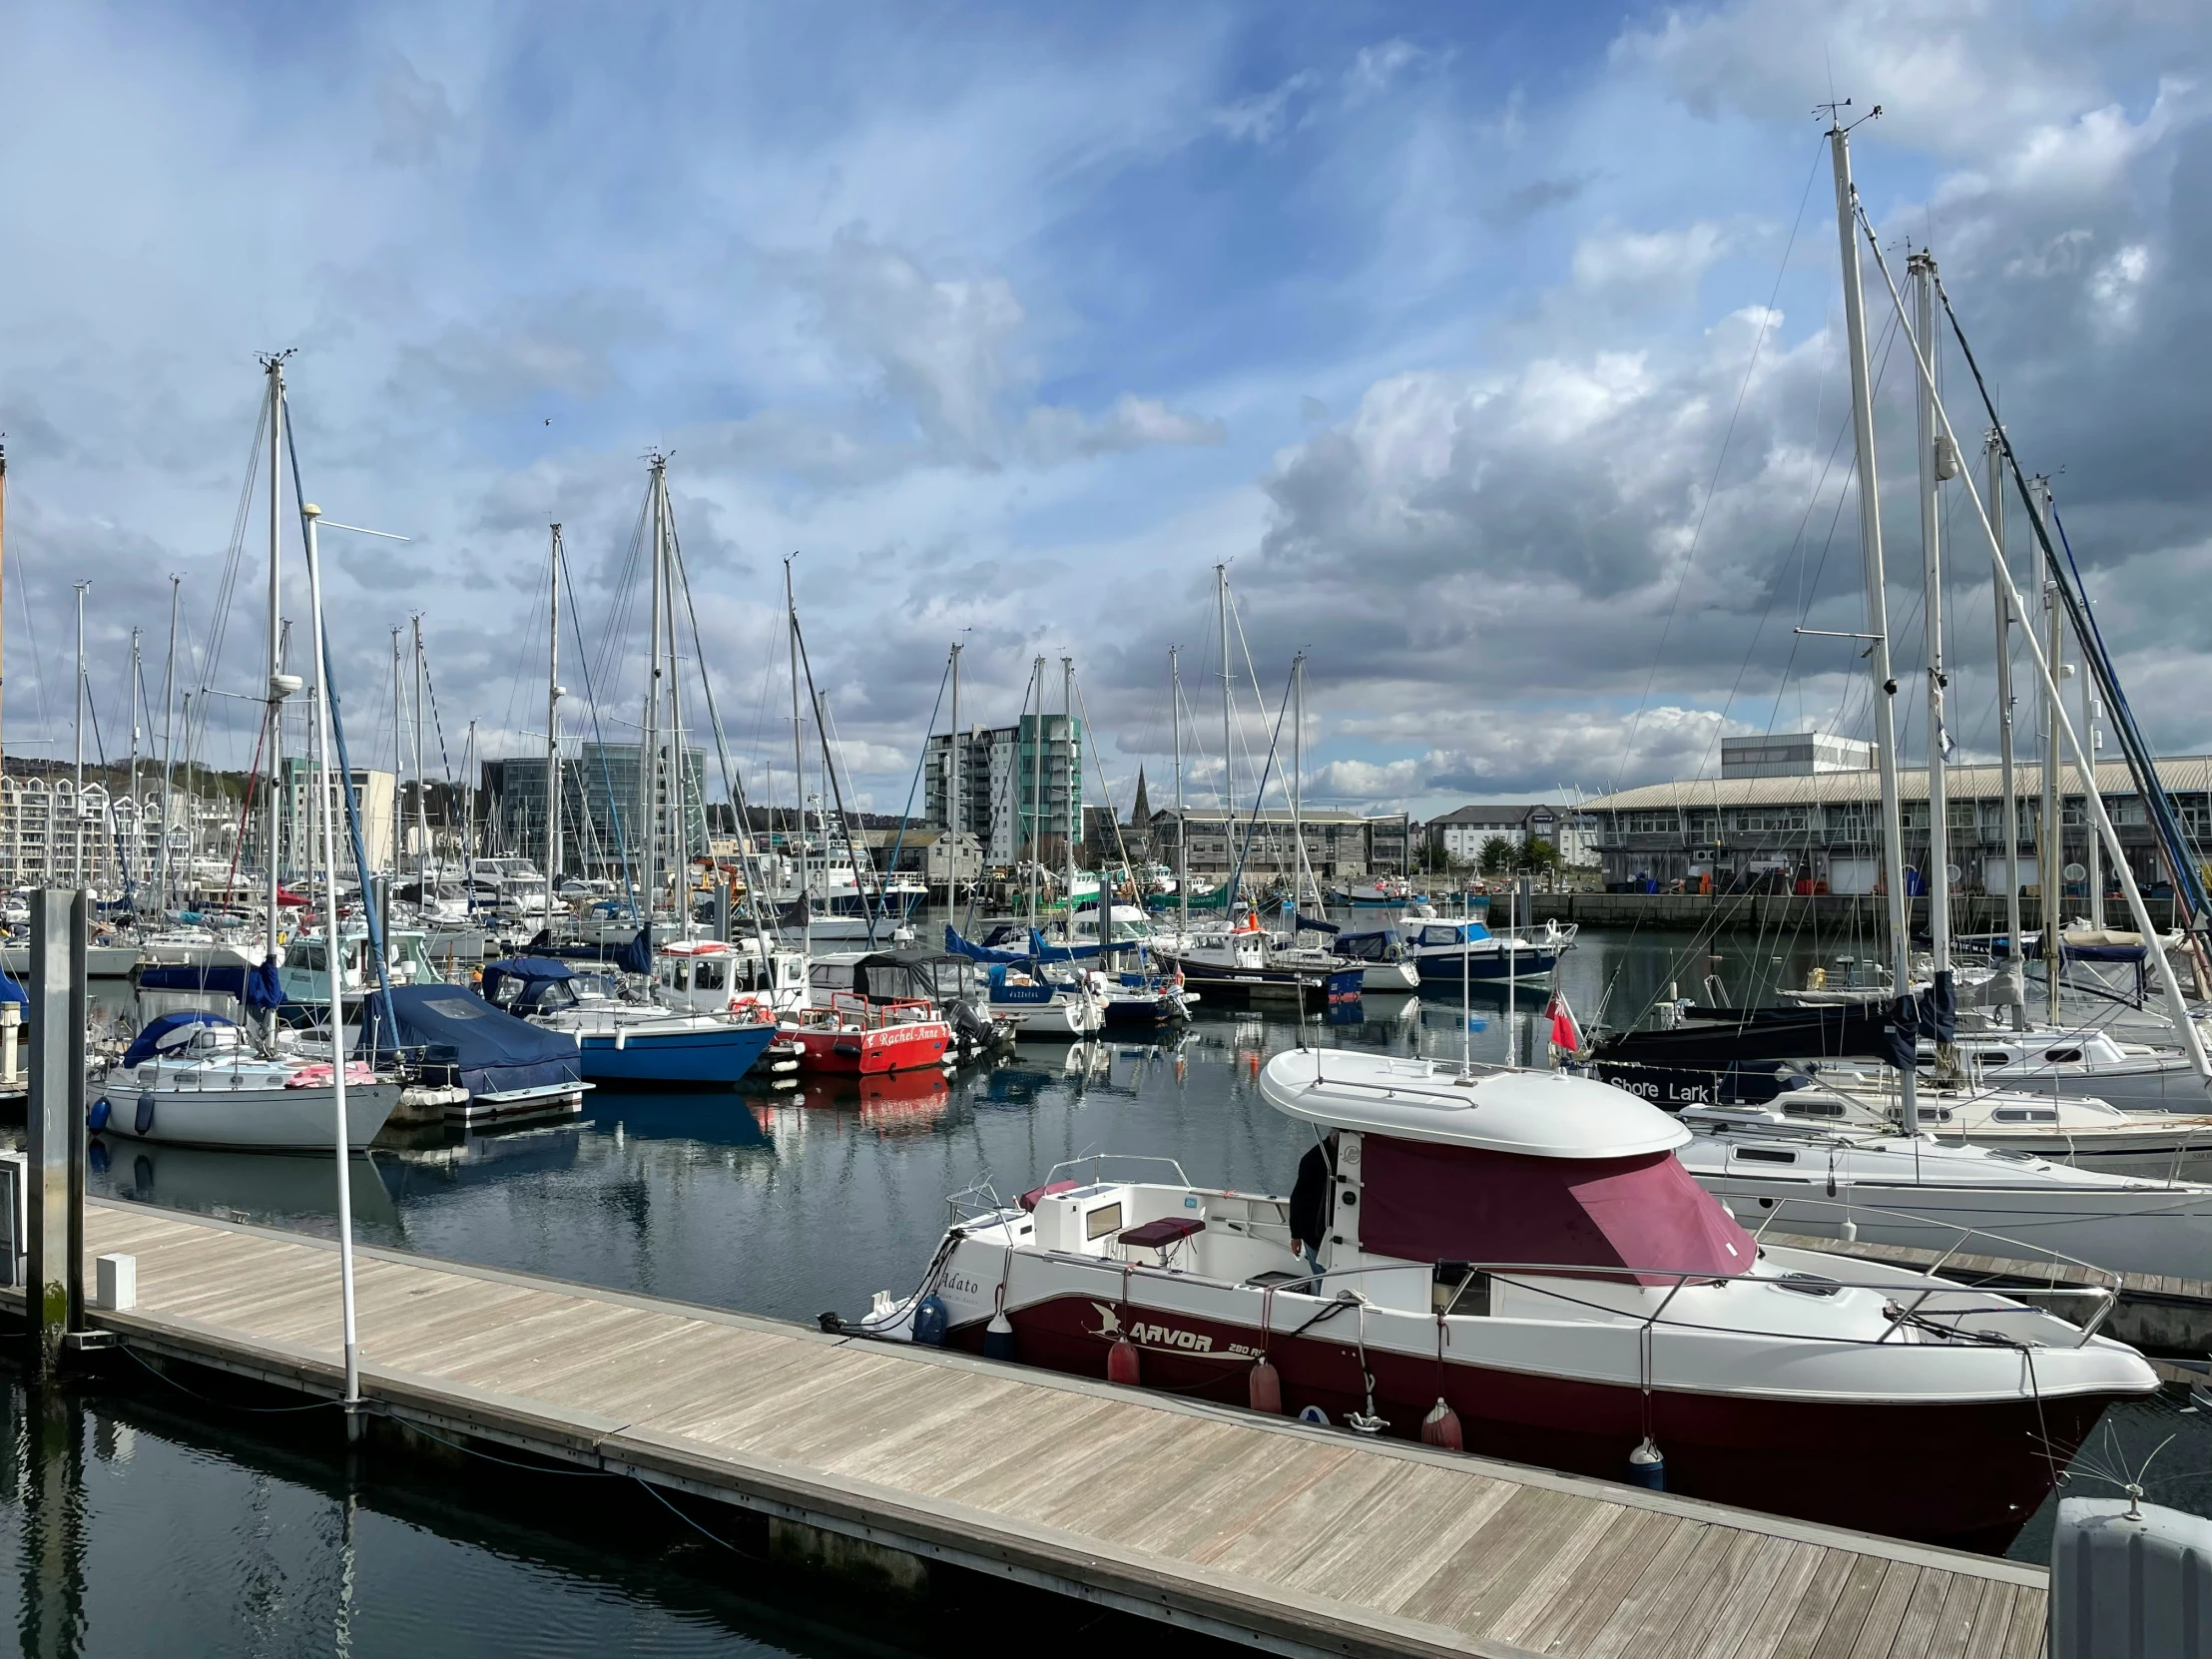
9 924 2212 1652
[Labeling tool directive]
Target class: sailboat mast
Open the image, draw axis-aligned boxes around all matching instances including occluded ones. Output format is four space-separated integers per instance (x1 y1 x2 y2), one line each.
390 629 404 889
546 525 563 917
1027 655 1043 926
640 462 664 929
2078 505 2105 930
1828 115 1920 1129
1172 647 1187 935
785 555 803 914
159 575 179 909
1216 565 1233 830
1062 657 1075 934
1911 252 1954 1070
664 478 689 940
1985 430 2027 1030
1292 653 1307 910
128 628 142 879
411 617 427 893
263 354 287 974
946 642 960 916
2035 475 2062 1024
73 581 87 886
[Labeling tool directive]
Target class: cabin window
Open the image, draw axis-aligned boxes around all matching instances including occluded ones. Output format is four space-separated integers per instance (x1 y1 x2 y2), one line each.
1784 1100 1847 1118
2041 1048 2083 1064
694 960 726 991
1084 1203 1123 1241
1993 1108 2059 1123
1976 1052 2013 1066
1733 1147 1797 1164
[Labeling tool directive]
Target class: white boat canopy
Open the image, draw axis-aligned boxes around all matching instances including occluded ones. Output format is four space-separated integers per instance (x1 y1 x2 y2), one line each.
1260 1050 1691 1160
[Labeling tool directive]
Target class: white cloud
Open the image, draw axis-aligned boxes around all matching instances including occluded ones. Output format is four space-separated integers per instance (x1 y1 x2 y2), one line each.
1570 222 1732 308
1213 72 1320 145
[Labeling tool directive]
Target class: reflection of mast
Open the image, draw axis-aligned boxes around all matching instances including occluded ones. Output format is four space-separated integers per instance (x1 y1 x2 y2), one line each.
546 526 563 913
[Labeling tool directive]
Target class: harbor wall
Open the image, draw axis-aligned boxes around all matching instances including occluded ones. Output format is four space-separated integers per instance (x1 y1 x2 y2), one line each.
1519 891 2185 934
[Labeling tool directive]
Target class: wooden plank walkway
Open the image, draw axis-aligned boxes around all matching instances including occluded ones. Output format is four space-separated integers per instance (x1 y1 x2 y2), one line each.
17 1200 2047 1659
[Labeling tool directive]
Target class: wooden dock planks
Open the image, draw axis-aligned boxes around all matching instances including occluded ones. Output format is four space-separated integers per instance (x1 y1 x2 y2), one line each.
39 1200 2047 1659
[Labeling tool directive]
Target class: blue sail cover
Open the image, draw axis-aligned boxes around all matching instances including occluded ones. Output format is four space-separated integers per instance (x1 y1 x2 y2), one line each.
140 958 285 1011
122 1011 237 1067
362 984 580 1098
613 929 655 976
1027 928 1101 963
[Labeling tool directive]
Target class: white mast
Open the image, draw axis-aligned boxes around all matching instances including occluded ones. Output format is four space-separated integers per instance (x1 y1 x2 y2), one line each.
946 641 961 915
2076 501 2105 930
1828 111 1920 1130
640 461 664 933
1172 647 1187 936
1062 656 1076 936
1027 655 1044 926
785 554 804 925
1911 251 1955 1078
298 501 361 1417
1216 564 1233 839
1985 429 2027 1030
546 525 563 919
127 625 142 897
2035 474 2062 1024
411 616 428 894
262 353 292 985
389 629 403 889
158 575 180 910
1291 653 1308 910
464 719 478 910
73 580 87 887
662 472 688 938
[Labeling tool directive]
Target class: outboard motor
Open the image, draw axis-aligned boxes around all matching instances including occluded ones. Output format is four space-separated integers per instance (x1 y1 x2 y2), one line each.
948 997 999 1057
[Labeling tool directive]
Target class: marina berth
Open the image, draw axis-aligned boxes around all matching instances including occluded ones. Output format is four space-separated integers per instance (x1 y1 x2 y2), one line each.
853 1045 2155 1549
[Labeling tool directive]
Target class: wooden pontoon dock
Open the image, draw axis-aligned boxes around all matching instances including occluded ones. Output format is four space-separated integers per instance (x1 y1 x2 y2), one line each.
8 1199 2051 1658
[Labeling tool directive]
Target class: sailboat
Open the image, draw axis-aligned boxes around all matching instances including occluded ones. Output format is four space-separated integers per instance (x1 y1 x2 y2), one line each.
1598 151 2212 1172
100 359 401 1151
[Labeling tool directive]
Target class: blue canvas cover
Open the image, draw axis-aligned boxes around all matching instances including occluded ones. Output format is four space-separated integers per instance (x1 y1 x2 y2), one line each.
0 971 23 1005
613 929 655 976
479 957 575 1006
362 984 580 1097
139 957 284 1011
944 924 1028 964
122 1011 237 1067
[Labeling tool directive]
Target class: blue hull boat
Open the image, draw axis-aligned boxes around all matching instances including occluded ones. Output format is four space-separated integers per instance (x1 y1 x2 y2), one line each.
574 1021 778 1085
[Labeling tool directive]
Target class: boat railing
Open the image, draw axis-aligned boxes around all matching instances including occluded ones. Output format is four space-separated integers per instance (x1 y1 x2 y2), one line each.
1057 1238 2123 1354
1738 1187 2129 1304
1038 1152 1194 1190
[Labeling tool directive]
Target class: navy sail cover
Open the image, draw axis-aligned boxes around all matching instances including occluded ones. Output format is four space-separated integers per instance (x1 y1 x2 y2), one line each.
361 985 580 1096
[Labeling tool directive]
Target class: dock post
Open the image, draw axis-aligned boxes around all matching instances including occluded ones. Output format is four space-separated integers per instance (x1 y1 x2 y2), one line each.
25 889 86 1375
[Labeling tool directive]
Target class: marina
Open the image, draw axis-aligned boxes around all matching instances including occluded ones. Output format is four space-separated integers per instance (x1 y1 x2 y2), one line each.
5 11 2212 1654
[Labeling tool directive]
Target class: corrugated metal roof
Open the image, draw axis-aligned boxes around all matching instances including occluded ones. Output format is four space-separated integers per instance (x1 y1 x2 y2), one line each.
1583 757 2212 812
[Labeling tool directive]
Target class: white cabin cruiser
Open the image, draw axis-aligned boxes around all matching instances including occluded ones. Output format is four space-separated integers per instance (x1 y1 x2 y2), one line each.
1678 1108 2212 1281
851 1047 2153 1549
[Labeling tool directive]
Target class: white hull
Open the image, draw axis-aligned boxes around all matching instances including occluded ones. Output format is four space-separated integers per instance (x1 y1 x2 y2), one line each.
100 1082 400 1151
1360 960 1420 992
1697 1167 2212 1281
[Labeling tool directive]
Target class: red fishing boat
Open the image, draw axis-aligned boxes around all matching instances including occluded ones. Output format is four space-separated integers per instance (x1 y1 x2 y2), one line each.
783 992 951 1076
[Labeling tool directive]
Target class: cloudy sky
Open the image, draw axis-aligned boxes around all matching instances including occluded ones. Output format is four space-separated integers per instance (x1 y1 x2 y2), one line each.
2 0 2206 827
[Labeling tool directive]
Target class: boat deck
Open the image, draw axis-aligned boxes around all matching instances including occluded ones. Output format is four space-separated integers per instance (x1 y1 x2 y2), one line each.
21 1200 2050 1658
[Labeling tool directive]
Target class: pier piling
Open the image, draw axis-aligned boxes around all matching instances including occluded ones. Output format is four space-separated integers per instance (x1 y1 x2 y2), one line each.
25 890 86 1376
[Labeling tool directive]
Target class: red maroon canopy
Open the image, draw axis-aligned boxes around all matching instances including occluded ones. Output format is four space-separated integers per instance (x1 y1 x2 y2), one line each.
276 885 311 908
1359 1135 1754 1285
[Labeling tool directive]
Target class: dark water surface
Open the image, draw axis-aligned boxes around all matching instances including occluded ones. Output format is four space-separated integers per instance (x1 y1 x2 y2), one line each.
10 925 2210 1652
